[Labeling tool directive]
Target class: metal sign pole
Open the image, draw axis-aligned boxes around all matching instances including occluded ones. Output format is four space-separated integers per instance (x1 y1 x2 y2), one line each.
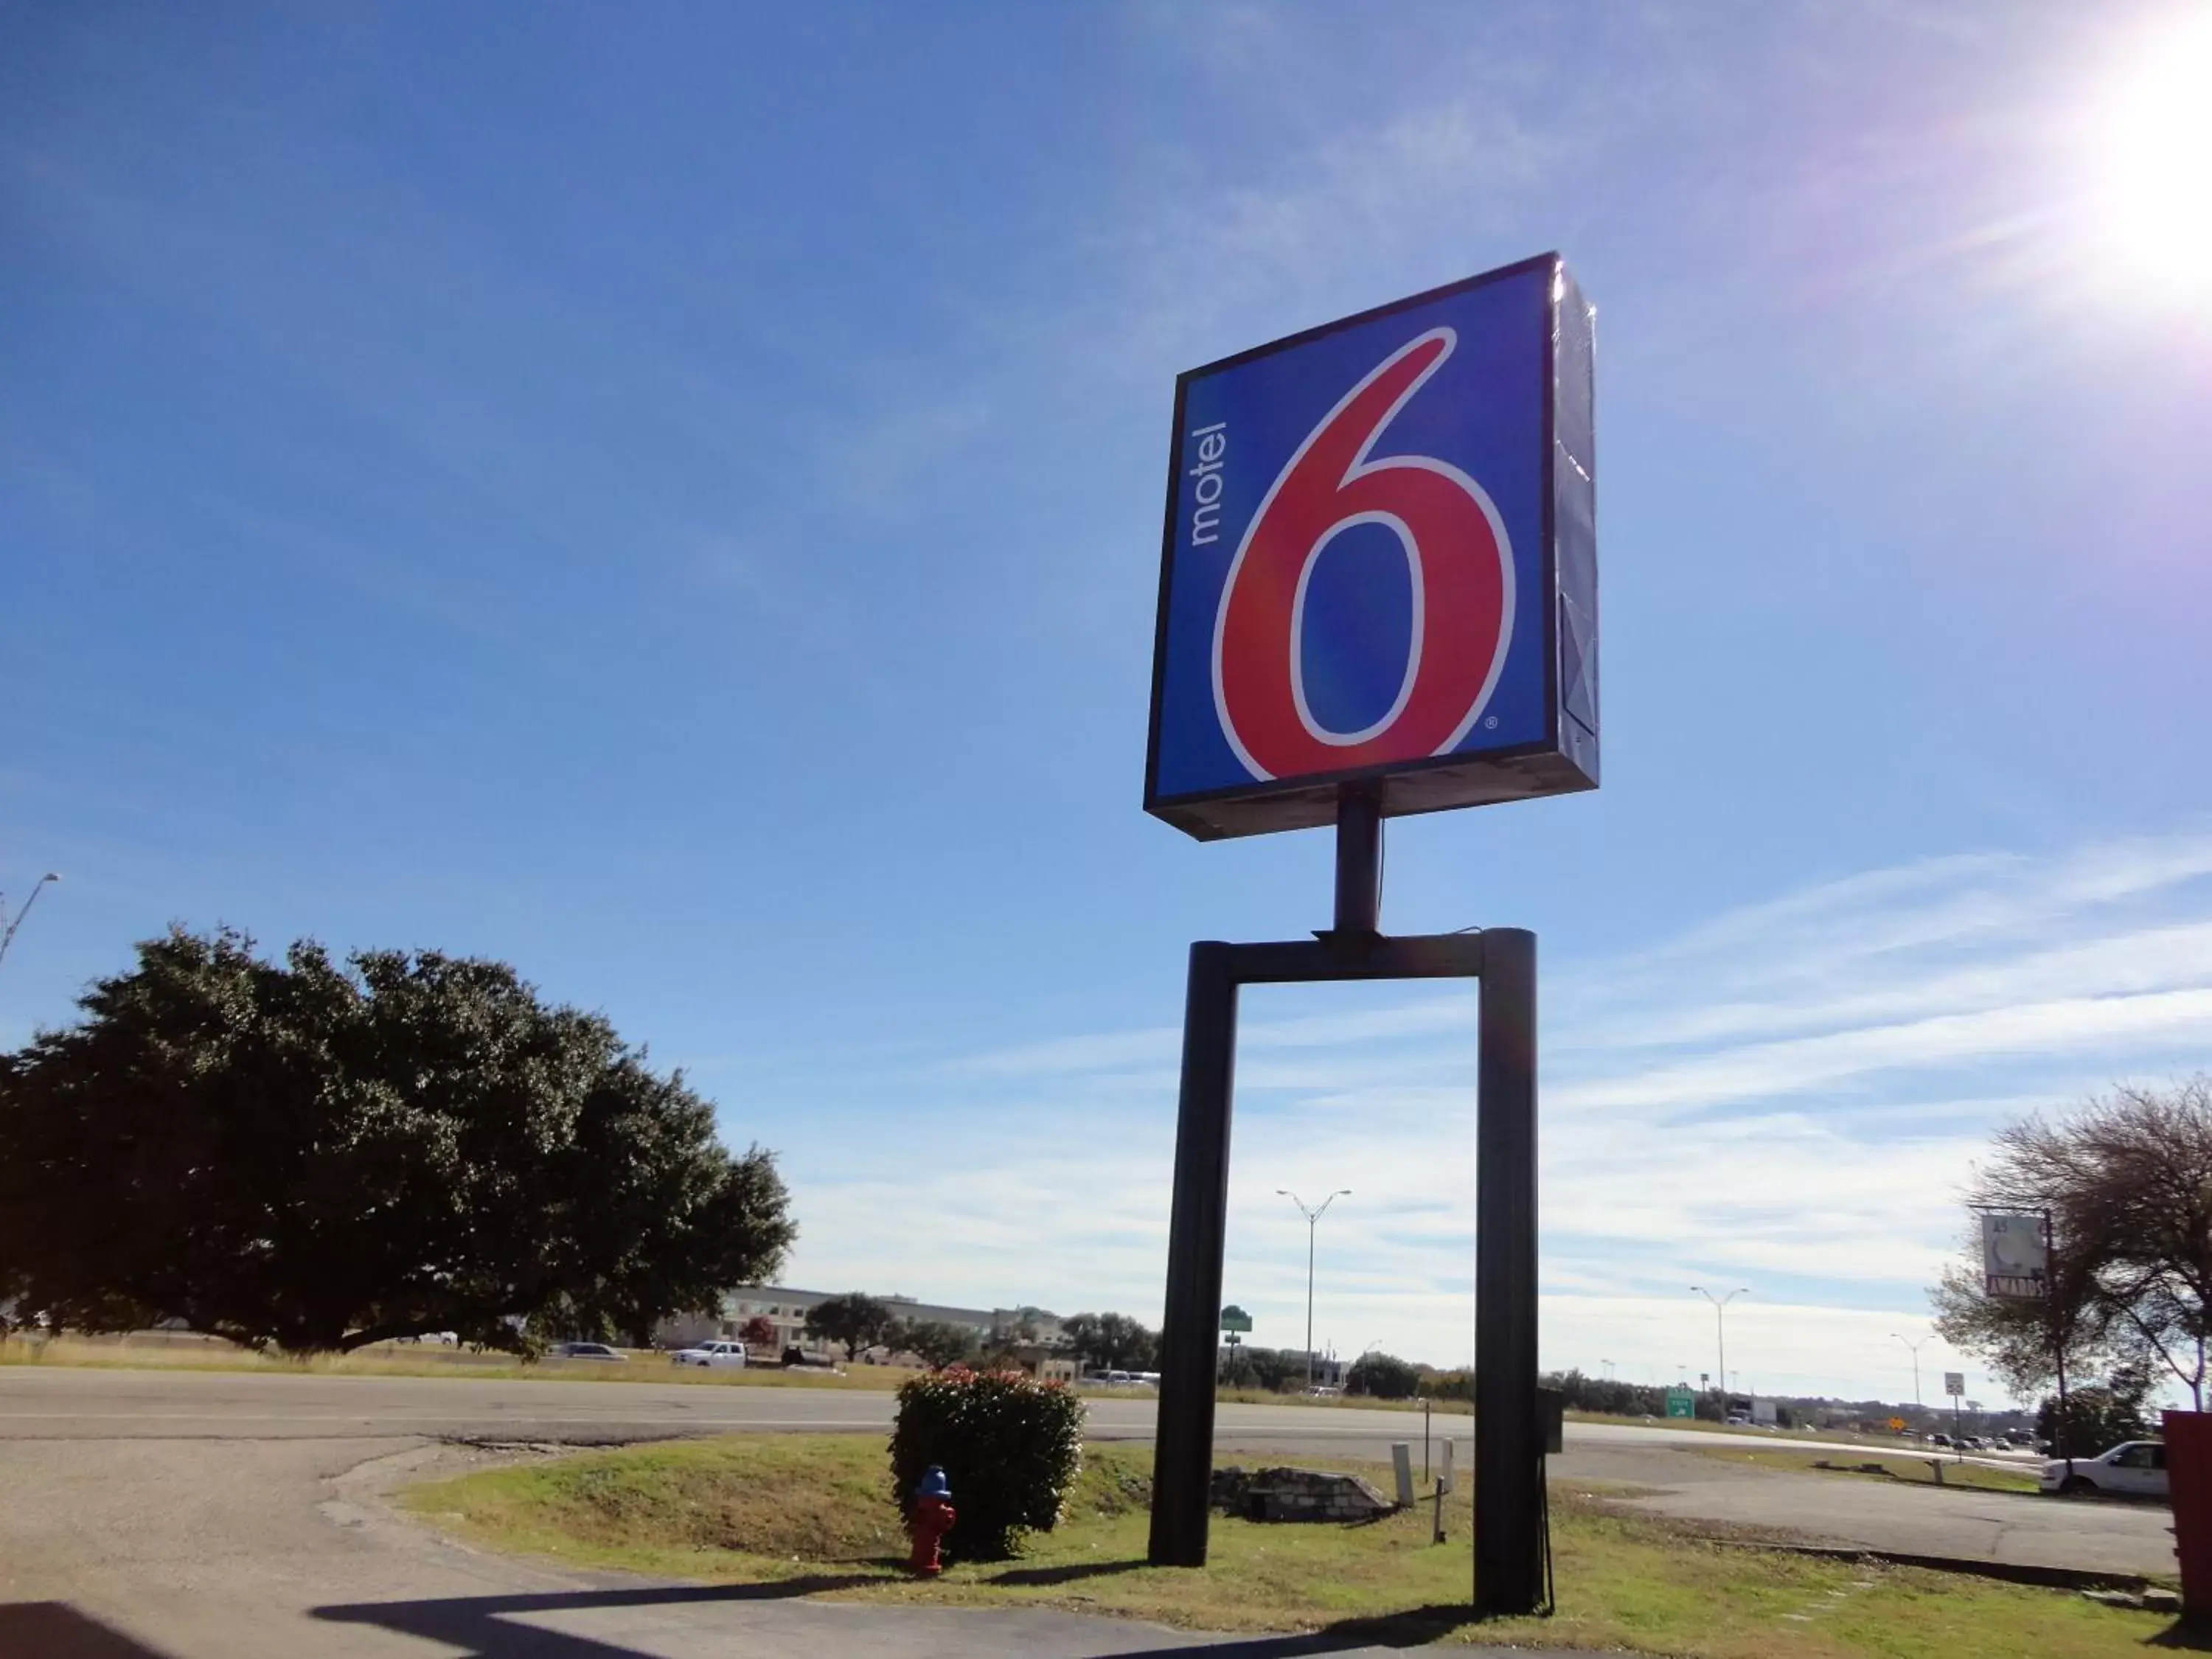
1147 944 1239 1568
1474 928 1542 1615
1144 926 1545 1620
1330 784 1382 939
2046 1207 2075 1481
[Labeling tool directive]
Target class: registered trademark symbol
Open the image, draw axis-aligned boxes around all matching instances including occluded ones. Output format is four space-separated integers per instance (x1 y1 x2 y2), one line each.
1484 716 1498 729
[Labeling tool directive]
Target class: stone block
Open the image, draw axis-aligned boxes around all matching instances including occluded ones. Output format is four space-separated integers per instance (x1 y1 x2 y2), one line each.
1208 1464 1394 1522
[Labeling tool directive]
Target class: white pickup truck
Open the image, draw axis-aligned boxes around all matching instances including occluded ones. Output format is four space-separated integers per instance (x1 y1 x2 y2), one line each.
669 1340 749 1369
2040 1440 2167 1498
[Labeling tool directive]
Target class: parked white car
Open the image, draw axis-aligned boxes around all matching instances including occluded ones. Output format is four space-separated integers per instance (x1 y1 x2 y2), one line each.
2039 1440 2167 1498
670 1340 749 1369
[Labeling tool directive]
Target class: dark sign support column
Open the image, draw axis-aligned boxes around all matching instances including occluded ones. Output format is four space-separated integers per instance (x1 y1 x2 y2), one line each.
1474 926 1541 1614
1148 940 1239 1568
1330 783 1383 936
1144 916 1544 1618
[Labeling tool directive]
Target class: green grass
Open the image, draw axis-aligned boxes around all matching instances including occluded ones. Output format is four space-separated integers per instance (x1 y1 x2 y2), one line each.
401 1433 2173 1655
1686 1445 2042 1494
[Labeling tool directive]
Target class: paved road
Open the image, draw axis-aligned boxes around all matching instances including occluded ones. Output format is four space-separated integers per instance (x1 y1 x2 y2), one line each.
0 1367 2174 1656
0 1366 2036 1466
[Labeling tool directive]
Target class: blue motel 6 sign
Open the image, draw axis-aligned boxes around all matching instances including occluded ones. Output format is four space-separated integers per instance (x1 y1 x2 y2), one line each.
1144 254 1597 841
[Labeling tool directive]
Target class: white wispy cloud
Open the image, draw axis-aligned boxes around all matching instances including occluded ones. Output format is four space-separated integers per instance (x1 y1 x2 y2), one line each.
779 828 2212 1405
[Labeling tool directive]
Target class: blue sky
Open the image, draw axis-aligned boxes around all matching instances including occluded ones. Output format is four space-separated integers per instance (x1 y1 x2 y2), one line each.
7 2 2211 1405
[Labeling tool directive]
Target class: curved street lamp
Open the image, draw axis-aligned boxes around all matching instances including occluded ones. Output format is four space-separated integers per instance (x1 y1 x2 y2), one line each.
1691 1285 1750 1403
0 873 60 979
1891 1332 1932 1408
1279 1188 1350 1391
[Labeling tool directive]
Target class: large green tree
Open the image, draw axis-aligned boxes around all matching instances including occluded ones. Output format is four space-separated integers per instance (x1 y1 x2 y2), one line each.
1346 1350 1421 1399
0 928 795 1354
804 1292 895 1360
891 1318 977 1371
1060 1311 1157 1372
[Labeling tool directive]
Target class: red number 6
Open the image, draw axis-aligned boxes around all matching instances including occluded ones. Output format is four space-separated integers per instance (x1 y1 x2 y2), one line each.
1211 328 1512 780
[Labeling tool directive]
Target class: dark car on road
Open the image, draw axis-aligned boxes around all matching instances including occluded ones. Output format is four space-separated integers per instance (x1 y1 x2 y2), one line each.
550 1341 626 1362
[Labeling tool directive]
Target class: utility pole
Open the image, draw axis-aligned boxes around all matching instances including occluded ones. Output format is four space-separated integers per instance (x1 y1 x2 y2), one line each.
1691 1286 1749 1408
1891 1332 1931 1408
1277 1188 1349 1391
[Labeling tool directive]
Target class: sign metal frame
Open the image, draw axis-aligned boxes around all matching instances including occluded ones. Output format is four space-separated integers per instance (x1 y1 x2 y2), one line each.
1145 927 1544 1617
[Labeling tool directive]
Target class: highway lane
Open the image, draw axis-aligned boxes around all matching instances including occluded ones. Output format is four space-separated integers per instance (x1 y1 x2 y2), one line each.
0 1365 2042 1471
0 1365 1484 1450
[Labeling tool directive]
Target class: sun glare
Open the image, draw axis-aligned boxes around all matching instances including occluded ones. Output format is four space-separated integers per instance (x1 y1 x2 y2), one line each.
2095 14 2212 300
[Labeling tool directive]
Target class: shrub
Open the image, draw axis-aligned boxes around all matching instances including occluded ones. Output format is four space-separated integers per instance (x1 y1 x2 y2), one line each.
888 1366 1085 1561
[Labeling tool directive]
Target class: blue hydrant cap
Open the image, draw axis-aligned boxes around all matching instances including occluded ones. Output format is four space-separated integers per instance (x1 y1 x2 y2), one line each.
915 1465 952 1500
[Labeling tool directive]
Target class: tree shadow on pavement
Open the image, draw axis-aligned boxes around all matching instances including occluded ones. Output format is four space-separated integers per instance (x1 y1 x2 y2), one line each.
313 1575 884 1658
1110 1602 1601 1655
0 1602 181 1659
310 1579 1590 1658
981 1557 1150 1587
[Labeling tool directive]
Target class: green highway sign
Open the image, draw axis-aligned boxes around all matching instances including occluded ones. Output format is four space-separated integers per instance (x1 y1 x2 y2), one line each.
1665 1385 1695 1419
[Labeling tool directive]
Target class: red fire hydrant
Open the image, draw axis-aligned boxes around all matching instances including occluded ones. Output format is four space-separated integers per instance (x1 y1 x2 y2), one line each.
908 1465 956 1576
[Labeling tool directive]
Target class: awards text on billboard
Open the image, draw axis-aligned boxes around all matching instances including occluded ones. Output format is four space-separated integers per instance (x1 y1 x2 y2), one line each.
1981 1211 2050 1300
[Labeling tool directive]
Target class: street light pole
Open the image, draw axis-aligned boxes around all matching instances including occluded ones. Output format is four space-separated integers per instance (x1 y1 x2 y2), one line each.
1891 1332 1931 1408
0 873 60 981
1278 1189 1349 1391
1691 1286 1749 1408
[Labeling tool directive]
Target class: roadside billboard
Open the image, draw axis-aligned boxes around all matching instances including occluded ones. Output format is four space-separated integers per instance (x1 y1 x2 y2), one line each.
1145 254 1598 841
1982 1211 2049 1300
